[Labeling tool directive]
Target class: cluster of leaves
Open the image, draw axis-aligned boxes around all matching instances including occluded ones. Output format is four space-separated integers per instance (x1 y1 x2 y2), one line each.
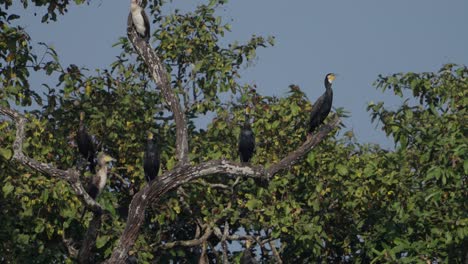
1 0 466 263
365 64 467 262
0 0 90 23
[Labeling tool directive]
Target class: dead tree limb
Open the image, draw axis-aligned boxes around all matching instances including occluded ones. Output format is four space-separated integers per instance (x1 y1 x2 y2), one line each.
0 107 102 213
0 106 105 263
269 240 283 264
158 226 213 249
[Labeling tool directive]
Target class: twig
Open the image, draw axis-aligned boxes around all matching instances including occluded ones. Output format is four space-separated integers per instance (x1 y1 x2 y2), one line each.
158 226 213 249
221 221 230 264
195 179 231 190
268 240 283 264
62 232 78 259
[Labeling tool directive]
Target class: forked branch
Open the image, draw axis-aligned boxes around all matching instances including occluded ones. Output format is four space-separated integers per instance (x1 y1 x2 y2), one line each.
0 106 105 264
0 106 102 212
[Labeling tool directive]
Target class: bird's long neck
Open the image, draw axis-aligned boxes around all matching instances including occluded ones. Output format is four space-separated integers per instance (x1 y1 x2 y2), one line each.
244 114 250 128
96 165 108 192
79 119 85 132
131 3 142 13
147 138 154 149
326 85 333 96
324 79 332 91
325 80 333 99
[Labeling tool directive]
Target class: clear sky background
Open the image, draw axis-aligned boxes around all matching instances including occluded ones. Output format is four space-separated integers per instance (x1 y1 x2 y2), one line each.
12 0 468 148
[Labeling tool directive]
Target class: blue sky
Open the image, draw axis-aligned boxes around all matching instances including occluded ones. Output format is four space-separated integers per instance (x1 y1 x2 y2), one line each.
12 0 468 148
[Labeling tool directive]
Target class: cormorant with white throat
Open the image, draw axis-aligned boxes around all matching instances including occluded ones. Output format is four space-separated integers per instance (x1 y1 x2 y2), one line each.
87 153 115 200
308 73 336 133
130 0 150 42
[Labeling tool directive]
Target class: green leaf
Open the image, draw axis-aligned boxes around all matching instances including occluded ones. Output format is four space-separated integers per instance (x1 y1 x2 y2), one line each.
0 148 12 160
2 182 14 197
336 164 348 176
96 235 110 249
245 198 262 211
464 159 468 175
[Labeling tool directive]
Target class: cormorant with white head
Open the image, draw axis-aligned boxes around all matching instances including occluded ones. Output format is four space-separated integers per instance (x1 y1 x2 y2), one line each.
87 152 115 199
130 0 150 42
308 73 336 133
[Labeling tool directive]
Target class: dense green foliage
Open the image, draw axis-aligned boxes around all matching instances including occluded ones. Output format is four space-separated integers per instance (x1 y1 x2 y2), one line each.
0 0 466 263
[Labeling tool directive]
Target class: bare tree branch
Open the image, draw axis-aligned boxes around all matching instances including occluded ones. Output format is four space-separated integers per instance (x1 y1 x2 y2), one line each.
214 227 253 242
62 233 79 259
158 226 213 249
199 240 209 264
0 106 107 263
268 240 283 264
0 107 102 213
195 179 231 190
127 14 189 165
221 221 230 264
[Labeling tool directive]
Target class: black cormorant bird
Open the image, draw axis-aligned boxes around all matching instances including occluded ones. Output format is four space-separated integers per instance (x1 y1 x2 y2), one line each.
143 131 160 182
87 152 115 199
308 73 336 133
238 106 255 163
77 112 96 173
240 240 258 264
130 0 150 42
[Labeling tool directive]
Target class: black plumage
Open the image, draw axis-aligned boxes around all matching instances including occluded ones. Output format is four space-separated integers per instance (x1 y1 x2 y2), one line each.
238 108 255 163
240 249 257 264
87 184 99 200
77 112 96 173
240 240 258 264
143 131 160 182
308 73 336 133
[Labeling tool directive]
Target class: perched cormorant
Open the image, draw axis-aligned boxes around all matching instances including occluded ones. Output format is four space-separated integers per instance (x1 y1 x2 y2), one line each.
87 153 115 199
240 240 258 264
130 0 150 42
238 107 255 163
308 73 336 133
77 112 96 173
143 131 160 182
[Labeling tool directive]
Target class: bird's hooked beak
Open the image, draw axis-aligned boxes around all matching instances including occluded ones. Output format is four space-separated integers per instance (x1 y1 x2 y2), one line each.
99 153 116 163
327 73 336 84
245 106 251 115
79 111 85 121
106 156 116 163
246 239 252 249
147 131 154 140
